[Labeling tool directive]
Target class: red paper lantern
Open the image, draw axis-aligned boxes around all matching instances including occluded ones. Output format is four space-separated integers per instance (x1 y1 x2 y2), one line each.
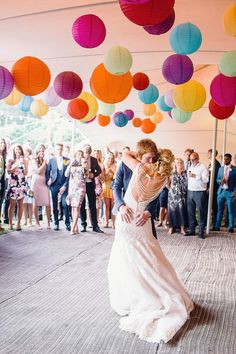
141 118 156 134
97 114 110 126
119 0 175 26
54 71 83 100
133 72 150 90
209 98 235 120
132 117 142 127
67 98 89 120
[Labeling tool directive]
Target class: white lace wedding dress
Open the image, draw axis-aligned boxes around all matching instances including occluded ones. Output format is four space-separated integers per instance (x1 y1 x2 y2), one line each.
108 164 194 343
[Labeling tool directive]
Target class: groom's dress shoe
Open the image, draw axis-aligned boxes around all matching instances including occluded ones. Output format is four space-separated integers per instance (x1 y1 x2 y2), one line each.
93 226 104 233
81 227 87 233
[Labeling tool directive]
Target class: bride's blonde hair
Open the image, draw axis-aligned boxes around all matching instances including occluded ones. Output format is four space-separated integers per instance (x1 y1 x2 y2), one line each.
154 149 175 177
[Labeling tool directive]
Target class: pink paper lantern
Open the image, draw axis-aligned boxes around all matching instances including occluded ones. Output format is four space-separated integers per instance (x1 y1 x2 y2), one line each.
72 14 106 48
124 109 134 120
164 89 176 108
44 86 62 107
210 74 236 107
143 9 175 35
53 71 83 100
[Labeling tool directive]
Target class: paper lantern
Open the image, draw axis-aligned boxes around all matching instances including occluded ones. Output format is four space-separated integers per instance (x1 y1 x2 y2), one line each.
78 91 99 122
138 84 159 104
97 114 110 126
133 72 150 90
210 74 236 107
168 110 173 119
132 117 142 127
124 109 134 120
151 111 163 124
157 96 172 112
143 9 175 35
11 56 50 96
104 46 132 75
209 98 235 120
219 51 236 77
141 118 156 134
143 103 156 116
0 66 14 99
99 101 115 116
44 87 62 107
54 71 83 100
90 63 132 104
113 112 129 127
4 87 22 105
173 80 206 112
162 54 194 84
67 98 89 120
172 108 192 123
30 99 49 117
119 0 175 26
164 90 176 108
72 14 106 48
170 23 202 55
83 116 96 124
223 3 236 37
18 95 33 112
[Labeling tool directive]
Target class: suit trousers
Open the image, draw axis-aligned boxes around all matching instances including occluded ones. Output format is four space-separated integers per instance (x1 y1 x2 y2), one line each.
187 190 207 234
51 186 70 226
80 182 98 228
216 190 234 230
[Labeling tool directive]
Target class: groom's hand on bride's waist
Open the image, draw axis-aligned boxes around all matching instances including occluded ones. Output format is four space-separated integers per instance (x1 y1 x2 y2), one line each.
135 211 151 227
119 205 134 223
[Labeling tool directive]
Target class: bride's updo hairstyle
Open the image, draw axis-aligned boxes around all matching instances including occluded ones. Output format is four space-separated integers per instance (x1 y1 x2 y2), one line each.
136 139 159 160
154 149 175 177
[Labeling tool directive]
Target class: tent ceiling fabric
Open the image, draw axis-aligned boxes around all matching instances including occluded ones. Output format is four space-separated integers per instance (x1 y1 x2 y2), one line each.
0 0 235 158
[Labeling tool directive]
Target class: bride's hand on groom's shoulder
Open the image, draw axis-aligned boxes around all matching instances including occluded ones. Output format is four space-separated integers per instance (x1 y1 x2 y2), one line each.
119 205 134 223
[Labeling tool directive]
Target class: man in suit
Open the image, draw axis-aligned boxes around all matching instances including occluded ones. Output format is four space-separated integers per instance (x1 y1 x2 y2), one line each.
215 153 236 233
113 141 159 239
46 143 70 231
207 148 221 230
80 144 104 233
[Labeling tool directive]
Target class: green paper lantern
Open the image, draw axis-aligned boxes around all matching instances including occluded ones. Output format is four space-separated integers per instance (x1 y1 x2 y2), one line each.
104 46 133 75
99 101 115 115
172 108 192 123
219 51 236 77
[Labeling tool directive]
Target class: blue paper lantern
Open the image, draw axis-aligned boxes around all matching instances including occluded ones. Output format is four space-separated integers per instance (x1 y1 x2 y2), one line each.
170 23 202 55
138 84 159 104
157 96 172 112
113 112 129 127
18 95 33 112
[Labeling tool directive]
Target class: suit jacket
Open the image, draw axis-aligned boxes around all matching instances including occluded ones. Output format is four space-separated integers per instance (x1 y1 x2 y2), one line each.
217 165 236 195
86 156 101 186
112 162 158 218
46 156 70 189
208 159 221 191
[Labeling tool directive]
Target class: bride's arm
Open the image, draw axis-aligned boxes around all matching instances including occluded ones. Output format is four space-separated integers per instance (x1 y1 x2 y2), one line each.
122 151 139 171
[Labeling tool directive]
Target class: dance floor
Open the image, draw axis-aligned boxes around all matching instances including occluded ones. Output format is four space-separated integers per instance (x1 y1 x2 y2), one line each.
0 225 235 354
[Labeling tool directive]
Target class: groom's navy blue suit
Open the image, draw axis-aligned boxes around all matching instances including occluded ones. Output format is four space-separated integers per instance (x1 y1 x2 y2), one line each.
46 156 70 228
113 162 158 238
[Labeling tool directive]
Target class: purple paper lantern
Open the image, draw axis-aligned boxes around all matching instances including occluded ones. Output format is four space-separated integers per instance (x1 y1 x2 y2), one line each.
44 86 62 107
72 14 106 48
143 9 175 35
164 89 176 108
124 109 134 120
0 66 14 99
53 71 83 100
210 74 236 107
162 54 194 85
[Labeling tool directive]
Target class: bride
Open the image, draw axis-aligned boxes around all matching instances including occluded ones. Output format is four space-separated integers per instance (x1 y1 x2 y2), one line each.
108 145 194 343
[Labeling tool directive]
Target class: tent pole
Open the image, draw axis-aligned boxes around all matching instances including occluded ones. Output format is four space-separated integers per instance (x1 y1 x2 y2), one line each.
71 119 76 156
222 119 227 163
206 118 218 235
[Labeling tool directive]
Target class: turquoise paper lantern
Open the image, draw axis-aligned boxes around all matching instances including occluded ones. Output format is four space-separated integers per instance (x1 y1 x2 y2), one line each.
219 51 236 77
157 96 172 112
172 108 192 123
138 84 159 104
18 95 33 112
104 46 133 76
170 23 202 55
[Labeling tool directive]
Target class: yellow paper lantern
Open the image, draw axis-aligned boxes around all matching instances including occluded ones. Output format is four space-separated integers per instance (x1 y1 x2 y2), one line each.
151 111 163 124
4 87 22 105
143 103 156 116
223 3 236 37
173 80 206 112
30 99 49 117
78 91 98 122
104 46 133 75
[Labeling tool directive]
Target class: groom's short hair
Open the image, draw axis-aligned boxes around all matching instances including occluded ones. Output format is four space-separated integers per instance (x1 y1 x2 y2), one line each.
136 139 158 160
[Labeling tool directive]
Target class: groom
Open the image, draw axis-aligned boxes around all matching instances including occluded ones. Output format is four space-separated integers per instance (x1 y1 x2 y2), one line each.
46 143 70 231
113 140 159 238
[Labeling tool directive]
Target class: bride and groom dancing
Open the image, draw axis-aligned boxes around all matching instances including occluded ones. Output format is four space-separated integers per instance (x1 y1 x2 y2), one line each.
108 139 194 343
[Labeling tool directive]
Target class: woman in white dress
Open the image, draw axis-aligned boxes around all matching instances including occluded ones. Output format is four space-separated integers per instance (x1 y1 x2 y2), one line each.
108 146 194 343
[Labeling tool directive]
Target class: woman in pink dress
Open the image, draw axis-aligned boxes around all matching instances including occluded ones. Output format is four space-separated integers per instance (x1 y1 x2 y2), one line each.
31 145 51 229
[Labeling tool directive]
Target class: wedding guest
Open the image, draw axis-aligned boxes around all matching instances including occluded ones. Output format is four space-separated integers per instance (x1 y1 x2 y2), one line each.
23 146 34 227
7 145 28 231
65 149 86 235
103 152 116 228
93 149 105 223
156 187 169 229
0 137 7 231
184 148 194 171
3 137 11 224
168 158 188 235
207 148 221 230
31 144 51 230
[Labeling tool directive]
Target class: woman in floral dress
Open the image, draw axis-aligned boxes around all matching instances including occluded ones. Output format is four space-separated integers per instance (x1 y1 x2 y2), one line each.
0 137 7 231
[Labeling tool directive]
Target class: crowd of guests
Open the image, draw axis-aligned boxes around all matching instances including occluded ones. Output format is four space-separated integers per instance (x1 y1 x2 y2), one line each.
0 136 236 238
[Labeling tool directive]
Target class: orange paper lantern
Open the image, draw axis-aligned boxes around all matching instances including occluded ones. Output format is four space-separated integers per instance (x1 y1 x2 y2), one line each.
67 98 89 120
90 63 133 103
141 118 156 134
97 114 110 126
132 117 142 127
11 56 51 96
